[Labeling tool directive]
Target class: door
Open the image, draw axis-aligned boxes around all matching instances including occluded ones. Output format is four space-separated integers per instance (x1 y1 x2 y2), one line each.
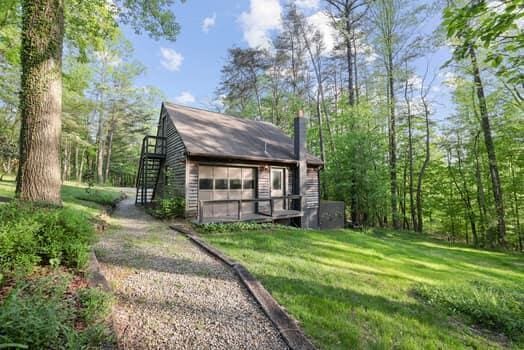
271 168 284 211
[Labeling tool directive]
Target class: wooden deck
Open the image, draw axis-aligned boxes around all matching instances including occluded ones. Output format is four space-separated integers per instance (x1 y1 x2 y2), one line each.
194 209 303 224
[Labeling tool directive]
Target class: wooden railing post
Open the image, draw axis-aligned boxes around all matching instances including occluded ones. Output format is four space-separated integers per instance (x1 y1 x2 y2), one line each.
238 199 242 220
270 199 274 217
199 200 204 224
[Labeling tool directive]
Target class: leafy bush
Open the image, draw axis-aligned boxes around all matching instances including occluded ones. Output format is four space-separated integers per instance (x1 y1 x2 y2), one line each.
414 280 524 340
147 197 185 219
195 222 297 234
78 287 113 324
0 202 94 276
0 274 113 349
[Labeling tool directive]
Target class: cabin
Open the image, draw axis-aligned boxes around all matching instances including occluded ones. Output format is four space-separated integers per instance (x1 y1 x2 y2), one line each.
135 102 323 228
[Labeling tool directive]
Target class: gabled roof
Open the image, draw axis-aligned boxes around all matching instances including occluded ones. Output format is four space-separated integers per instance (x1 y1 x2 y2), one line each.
163 102 323 166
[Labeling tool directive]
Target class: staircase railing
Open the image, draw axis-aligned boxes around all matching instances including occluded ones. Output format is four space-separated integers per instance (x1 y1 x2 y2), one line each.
135 136 166 205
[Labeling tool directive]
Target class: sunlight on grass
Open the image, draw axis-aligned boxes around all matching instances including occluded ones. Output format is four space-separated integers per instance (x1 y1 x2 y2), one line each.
202 227 524 349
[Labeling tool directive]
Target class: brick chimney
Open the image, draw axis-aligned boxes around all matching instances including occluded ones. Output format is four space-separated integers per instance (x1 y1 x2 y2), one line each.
294 110 307 227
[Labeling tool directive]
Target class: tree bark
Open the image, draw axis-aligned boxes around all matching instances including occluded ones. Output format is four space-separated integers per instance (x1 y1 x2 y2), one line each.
469 46 506 245
404 76 416 231
16 0 64 205
104 125 114 183
416 88 430 232
387 50 399 228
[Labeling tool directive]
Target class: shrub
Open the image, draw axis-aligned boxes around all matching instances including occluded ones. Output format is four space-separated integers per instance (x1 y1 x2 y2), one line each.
0 274 113 349
0 202 95 276
195 222 296 234
414 280 524 341
78 287 113 324
147 197 185 219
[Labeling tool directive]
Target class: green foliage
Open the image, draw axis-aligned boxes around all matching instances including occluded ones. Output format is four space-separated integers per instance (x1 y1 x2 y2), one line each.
414 281 524 341
195 222 294 234
0 274 113 349
78 287 113 325
443 0 524 84
147 197 185 219
0 202 95 276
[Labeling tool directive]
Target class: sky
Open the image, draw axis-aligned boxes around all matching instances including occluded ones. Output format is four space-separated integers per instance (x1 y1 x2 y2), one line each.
122 0 453 119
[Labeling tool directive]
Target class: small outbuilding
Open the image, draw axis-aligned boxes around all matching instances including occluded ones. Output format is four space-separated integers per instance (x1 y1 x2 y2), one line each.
136 102 323 228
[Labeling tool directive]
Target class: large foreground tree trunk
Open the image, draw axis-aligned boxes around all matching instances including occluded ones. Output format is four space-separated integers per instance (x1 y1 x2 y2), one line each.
469 47 506 245
16 0 64 205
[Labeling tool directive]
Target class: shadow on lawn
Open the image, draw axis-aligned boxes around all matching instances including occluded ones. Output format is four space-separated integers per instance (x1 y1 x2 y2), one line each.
257 274 488 347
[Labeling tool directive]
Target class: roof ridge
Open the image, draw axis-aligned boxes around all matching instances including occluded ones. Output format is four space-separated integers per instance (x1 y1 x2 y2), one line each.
164 101 276 128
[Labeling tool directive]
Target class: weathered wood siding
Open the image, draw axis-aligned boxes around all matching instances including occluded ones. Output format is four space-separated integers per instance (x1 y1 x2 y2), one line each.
287 168 294 196
306 167 320 209
156 113 186 201
186 160 199 217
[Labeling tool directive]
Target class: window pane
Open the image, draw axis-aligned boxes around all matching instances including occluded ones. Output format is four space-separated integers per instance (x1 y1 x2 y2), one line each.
215 179 228 190
230 179 242 189
199 179 213 190
243 179 254 189
272 170 282 190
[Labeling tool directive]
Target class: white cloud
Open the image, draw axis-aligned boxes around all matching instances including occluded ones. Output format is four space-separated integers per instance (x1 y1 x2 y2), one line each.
239 0 282 49
307 11 338 55
160 47 183 71
174 91 196 105
202 13 216 33
295 0 320 9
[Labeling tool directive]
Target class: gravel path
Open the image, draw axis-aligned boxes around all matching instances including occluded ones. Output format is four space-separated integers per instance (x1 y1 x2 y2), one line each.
95 193 288 350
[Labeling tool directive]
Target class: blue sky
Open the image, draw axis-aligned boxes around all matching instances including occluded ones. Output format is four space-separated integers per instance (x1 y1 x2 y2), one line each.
122 0 453 119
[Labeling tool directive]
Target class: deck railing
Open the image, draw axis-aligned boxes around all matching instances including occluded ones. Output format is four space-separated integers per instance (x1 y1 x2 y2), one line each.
198 195 302 223
142 135 167 155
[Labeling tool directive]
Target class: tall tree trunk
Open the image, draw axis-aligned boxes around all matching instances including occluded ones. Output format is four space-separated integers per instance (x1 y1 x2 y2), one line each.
78 148 85 183
74 144 79 180
469 46 506 245
104 126 114 183
387 49 399 228
416 89 430 232
510 158 522 251
96 110 105 183
316 90 326 163
16 0 64 205
404 76 416 230
450 137 479 246
473 132 487 245
352 28 359 104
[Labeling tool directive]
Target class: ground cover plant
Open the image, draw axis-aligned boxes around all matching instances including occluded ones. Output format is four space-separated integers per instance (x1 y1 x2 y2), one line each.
200 227 524 349
0 178 120 348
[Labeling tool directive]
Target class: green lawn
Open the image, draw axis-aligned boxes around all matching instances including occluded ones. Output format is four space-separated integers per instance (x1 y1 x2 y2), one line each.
0 176 122 215
201 227 524 349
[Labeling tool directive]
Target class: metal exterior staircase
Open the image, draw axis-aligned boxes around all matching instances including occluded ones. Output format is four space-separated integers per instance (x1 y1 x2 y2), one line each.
135 136 166 205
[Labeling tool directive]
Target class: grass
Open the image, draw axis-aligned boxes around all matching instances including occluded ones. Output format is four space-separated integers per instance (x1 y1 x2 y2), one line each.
200 227 524 349
0 176 122 216
0 176 121 348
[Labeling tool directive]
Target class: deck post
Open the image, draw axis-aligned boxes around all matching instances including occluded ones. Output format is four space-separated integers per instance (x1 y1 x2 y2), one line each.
238 199 242 220
270 198 274 217
199 200 203 224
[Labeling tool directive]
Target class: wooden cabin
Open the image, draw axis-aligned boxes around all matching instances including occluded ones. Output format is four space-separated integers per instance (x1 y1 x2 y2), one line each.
136 102 323 228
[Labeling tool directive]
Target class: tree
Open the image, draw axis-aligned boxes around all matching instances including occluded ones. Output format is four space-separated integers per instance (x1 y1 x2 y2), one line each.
218 47 270 118
443 0 516 244
16 0 183 204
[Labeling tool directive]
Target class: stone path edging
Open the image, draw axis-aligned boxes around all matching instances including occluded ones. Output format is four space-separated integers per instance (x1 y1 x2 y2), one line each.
169 224 317 350
87 250 112 292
